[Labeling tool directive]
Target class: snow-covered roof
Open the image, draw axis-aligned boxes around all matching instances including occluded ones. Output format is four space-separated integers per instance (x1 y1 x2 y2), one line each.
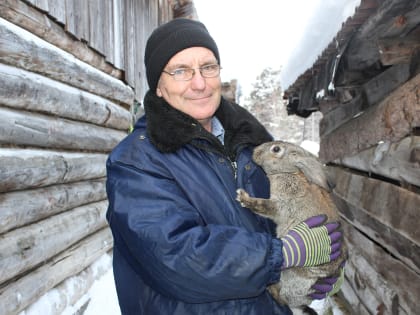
280 0 361 91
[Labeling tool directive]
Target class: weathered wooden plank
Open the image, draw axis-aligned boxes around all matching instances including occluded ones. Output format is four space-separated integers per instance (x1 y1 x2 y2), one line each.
25 0 49 12
378 26 420 65
0 17 134 106
46 0 66 25
0 179 106 234
0 228 112 315
0 107 127 152
380 4 420 38
340 281 370 315
0 149 107 192
123 0 136 89
0 64 132 130
88 0 104 53
344 0 420 72
320 72 420 162
335 136 420 187
65 0 88 41
320 93 366 137
342 224 399 314
21 252 112 315
330 166 420 274
0 200 108 285
112 0 124 69
103 0 114 64
0 0 123 79
342 220 420 314
363 63 411 107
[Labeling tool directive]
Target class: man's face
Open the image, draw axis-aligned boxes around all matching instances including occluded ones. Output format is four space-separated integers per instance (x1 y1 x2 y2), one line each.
156 47 222 129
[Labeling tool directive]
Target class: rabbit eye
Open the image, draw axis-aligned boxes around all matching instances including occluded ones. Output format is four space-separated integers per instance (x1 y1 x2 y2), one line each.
271 145 281 153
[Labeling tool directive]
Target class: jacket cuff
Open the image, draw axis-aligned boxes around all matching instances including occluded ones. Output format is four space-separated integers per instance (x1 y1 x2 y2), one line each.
267 238 283 285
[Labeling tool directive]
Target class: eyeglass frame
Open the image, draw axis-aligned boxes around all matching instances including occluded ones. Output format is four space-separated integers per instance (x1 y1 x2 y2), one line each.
162 64 222 81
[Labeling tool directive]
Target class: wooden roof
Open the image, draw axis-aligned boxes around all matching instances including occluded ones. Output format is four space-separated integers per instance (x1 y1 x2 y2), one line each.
284 0 420 117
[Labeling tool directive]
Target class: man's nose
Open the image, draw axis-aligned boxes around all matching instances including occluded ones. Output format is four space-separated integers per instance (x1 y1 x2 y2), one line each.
190 70 206 90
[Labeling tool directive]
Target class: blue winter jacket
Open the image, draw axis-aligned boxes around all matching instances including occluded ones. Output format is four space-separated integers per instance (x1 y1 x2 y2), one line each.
106 92 292 315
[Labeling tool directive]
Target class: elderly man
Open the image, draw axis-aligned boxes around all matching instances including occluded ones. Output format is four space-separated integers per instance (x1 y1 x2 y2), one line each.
106 18 342 315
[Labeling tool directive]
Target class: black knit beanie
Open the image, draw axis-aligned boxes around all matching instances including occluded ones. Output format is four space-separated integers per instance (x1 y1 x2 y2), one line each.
144 18 220 93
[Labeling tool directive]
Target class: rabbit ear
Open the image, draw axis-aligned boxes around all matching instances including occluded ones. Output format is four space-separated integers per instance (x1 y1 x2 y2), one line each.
295 158 331 191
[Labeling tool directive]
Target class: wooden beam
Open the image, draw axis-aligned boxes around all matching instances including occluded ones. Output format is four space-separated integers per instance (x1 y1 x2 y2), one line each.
0 107 127 152
320 72 420 162
330 166 420 274
335 136 420 187
0 17 134 106
0 228 112 315
0 149 107 192
0 200 108 285
0 179 106 234
0 64 132 130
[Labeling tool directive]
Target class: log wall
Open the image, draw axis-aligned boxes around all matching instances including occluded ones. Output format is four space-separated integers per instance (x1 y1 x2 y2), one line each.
285 0 420 313
0 0 187 313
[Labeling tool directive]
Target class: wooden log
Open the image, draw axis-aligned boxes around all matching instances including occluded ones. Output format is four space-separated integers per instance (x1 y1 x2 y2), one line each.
330 166 420 274
0 227 113 315
335 136 420 187
0 0 123 79
0 17 134 106
0 64 132 130
320 72 420 162
341 220 420 314
21 252 113 315
0 179 106 234
0 149 107 192
0 106 127 152
0 200 108 285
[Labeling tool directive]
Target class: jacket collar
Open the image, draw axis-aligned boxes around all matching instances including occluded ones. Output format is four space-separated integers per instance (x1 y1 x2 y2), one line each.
143 90 272 157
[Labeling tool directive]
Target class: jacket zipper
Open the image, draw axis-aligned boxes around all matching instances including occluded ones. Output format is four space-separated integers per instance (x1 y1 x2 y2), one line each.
229 159 237 178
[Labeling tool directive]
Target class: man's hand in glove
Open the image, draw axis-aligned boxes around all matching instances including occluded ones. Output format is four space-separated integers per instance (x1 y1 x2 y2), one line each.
281 214 342 269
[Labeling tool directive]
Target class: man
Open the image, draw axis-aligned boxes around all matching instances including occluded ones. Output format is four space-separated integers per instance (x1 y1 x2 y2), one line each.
106 18 342 314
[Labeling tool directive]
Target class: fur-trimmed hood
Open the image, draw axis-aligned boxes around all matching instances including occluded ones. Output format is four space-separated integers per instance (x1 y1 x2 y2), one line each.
143 90 272 158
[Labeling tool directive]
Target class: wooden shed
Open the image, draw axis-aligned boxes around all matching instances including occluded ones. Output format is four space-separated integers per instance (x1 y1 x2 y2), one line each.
0 1 197 313
283 0 420 314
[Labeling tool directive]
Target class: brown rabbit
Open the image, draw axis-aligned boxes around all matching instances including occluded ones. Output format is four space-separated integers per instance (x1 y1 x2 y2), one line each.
236 140 347 312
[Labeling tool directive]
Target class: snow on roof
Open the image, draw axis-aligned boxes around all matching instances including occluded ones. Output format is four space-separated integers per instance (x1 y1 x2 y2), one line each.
280 0 361 91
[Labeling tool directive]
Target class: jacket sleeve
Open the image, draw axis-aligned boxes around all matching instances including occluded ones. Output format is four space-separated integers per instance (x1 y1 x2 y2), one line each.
106 158 284 303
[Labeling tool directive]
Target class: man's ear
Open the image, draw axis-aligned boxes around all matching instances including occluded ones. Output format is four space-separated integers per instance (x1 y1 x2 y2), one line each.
156 87 162 97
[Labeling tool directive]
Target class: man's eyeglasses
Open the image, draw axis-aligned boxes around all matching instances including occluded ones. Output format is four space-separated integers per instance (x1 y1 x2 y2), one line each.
162 64 221 81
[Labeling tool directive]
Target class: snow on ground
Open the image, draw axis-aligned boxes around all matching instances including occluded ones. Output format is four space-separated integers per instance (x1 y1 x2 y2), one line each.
61 254 120 315
76 268 120 315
